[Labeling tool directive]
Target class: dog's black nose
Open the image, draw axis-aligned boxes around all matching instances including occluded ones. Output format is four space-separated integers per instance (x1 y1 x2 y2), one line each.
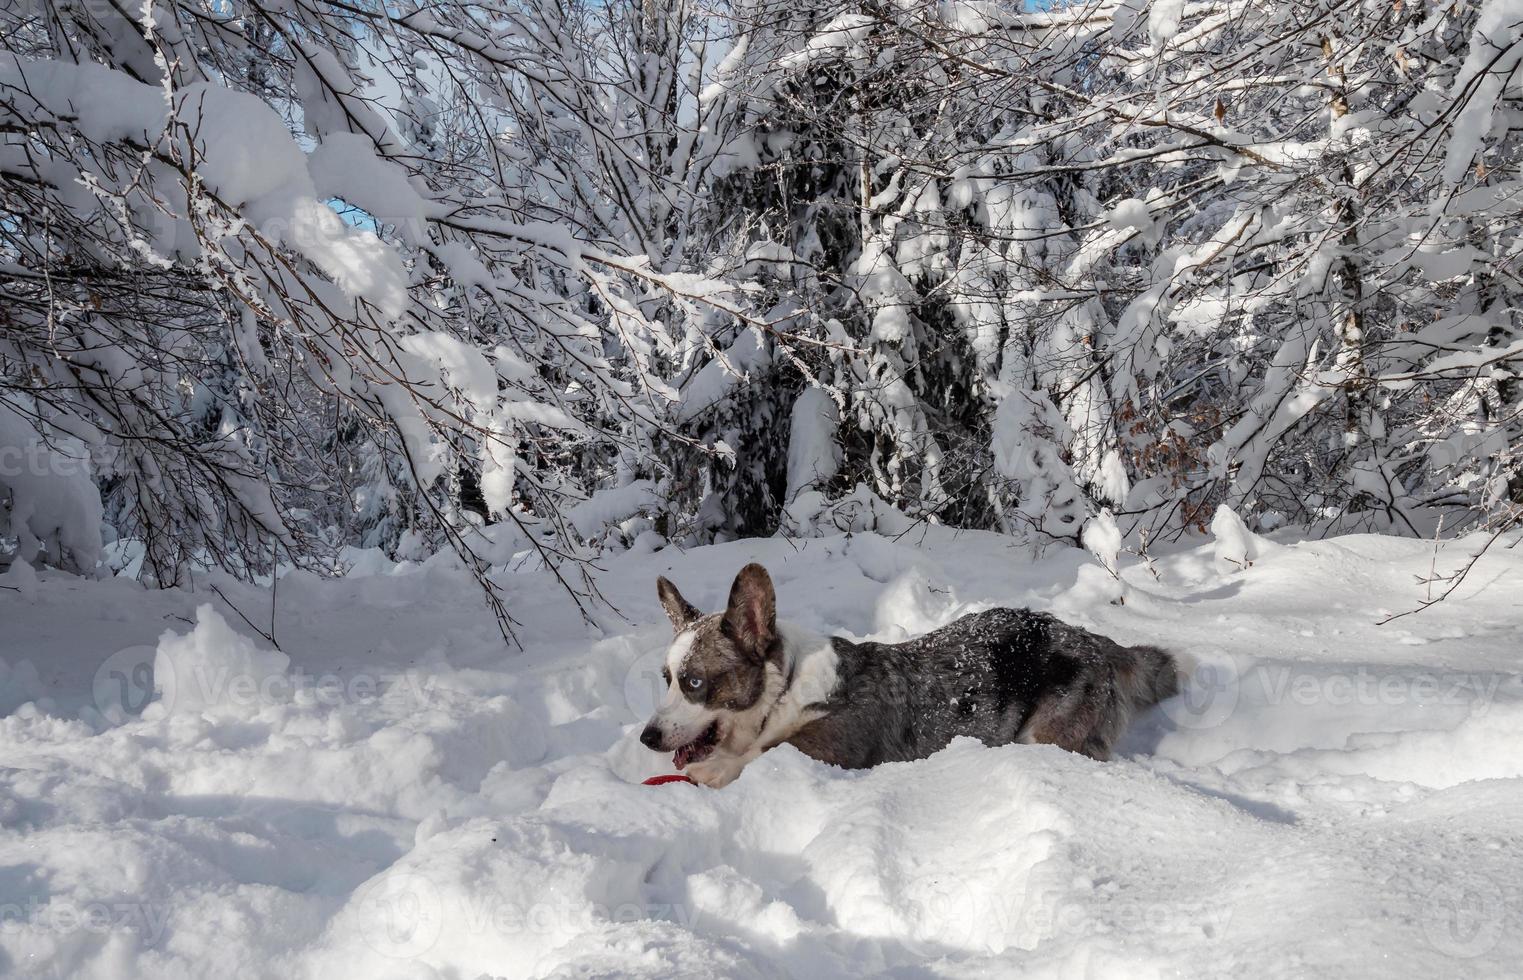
639 724 663 750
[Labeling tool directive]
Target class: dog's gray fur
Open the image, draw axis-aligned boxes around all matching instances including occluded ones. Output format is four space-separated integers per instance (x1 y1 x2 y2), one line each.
642 563 1179 786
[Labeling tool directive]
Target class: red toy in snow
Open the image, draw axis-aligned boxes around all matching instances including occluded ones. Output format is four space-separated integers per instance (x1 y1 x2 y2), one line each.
642 774 696 786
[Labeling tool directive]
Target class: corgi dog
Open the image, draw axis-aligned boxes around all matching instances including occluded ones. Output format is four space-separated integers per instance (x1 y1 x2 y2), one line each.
640 563 1179 787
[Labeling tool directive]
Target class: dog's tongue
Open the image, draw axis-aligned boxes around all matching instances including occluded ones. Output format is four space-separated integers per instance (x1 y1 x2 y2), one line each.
673 742 695 770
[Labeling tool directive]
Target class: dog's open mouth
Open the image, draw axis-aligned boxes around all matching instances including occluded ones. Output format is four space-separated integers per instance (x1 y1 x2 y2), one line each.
672 721 721 770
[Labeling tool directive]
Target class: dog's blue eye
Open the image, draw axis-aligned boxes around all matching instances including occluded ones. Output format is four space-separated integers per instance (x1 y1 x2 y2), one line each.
686 676 703 690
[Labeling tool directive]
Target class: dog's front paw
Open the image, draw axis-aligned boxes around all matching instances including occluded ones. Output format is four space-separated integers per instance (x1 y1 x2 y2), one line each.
684 752 748 788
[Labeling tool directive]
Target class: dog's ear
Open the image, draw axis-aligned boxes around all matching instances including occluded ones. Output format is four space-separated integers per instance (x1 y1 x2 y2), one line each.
722 563 777 661
656 576 701 632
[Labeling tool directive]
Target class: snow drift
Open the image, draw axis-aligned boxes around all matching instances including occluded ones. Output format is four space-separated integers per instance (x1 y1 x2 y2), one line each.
0 526 1520 977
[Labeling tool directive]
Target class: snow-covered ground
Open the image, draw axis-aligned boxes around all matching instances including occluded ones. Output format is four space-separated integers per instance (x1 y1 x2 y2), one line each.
1 526 1519 978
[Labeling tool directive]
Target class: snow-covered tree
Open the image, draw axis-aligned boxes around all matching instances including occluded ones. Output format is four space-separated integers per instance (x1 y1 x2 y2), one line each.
1 0 774 632
4 0 1519 621
724 0 1523 548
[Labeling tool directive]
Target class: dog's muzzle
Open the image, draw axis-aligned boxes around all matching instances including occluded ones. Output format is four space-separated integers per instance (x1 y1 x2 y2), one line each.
640 718 721 769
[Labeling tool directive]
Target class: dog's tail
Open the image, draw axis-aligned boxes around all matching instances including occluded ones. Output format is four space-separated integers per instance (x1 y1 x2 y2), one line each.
1121 644 1180 712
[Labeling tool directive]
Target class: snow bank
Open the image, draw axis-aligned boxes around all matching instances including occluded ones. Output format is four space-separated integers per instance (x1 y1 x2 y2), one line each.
1210 503 1274 574
1 527 1521 977
151 605 292 718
